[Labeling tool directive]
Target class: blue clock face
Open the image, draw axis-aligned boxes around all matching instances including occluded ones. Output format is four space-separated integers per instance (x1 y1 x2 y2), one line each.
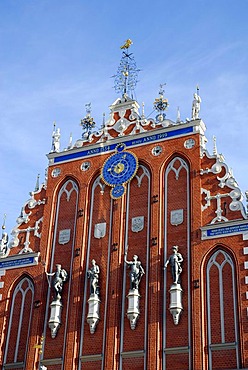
110 184 126 199
101 151 138 186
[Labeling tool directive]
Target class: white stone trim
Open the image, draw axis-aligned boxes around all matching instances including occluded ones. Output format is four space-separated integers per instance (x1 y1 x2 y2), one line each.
0 269 5 299
0 252 39 270
201 219 248 240
80 354 102 362
3 361 24 369
164 346 189 354
47 120 201 165
209 342 237 351
121 350 145 358
41 358 63 366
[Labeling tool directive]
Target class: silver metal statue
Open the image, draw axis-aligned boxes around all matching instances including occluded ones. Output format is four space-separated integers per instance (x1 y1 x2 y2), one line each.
124 252 145 290
87 259 100 295
164 246 183 284
46 264 68 300
0 231 8 257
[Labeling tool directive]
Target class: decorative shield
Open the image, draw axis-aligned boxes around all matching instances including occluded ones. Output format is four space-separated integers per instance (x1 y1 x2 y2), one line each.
94 223 106 239
131 216 144 233
59 229 71 245
170 209 184 226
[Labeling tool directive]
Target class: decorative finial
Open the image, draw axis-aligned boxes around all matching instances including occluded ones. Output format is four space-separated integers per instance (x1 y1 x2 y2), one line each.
2 214 6 230
213 135 218 156
68 133 73 149
101 112 106 129
141 102 145 119
176 106 181 123
114 40 140 98
80 103 96 140
153 83 169 122
35 174 40 192
159 83 166 96
44 167 48 184
85 103 91 116
0 214 8 257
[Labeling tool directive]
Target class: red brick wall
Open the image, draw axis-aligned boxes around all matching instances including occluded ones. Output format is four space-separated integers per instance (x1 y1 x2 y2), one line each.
1 127 248 369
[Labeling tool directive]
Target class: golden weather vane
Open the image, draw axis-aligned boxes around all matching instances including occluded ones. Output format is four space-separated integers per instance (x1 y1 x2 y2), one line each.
120 39 133 50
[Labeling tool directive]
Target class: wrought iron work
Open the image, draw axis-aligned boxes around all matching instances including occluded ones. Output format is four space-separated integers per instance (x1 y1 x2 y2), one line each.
153 84 169 122
114 39 140 97
80 103 96 139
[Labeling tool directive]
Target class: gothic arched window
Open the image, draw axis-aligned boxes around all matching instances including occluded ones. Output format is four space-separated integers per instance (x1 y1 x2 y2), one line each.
206 249 240 369
3 277 34 368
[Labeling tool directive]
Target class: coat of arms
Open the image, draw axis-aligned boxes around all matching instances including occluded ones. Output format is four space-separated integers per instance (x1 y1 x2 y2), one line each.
170 209 184 226
94 223 106 239
58 229 71 245
131 216 144 233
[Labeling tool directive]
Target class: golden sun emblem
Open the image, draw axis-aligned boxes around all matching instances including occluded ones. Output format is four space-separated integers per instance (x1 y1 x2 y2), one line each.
114 163 125 174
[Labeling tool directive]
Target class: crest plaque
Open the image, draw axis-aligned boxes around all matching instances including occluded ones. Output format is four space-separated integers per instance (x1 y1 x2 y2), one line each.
131 216 144 233
59 229 71 245
94 223 106 239
170 209 184 226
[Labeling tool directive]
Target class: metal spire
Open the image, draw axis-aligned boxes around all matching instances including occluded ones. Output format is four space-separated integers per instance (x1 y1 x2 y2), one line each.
114 39 140 98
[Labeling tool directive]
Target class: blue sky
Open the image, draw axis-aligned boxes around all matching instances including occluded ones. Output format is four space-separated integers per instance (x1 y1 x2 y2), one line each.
1 0 248 232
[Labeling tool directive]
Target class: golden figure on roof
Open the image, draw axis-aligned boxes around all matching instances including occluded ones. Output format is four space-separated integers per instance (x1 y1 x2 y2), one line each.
120 39 133 49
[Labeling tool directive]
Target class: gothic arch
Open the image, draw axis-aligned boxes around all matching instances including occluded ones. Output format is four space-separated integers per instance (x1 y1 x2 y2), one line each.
41 177 79 366
204 247 240 369
163 155 191 370
3 276 34 369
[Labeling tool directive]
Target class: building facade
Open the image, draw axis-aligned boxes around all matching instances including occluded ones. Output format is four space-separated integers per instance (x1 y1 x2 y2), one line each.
1 44 248 370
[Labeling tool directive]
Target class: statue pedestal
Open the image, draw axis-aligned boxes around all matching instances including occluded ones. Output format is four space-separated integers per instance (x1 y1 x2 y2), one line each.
87 294 100 334
48 299 63 338
169 283 183 325
126 288 140 330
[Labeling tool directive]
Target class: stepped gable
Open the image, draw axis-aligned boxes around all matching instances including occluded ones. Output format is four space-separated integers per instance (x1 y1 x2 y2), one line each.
8 185 46 255
200 144 246 226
